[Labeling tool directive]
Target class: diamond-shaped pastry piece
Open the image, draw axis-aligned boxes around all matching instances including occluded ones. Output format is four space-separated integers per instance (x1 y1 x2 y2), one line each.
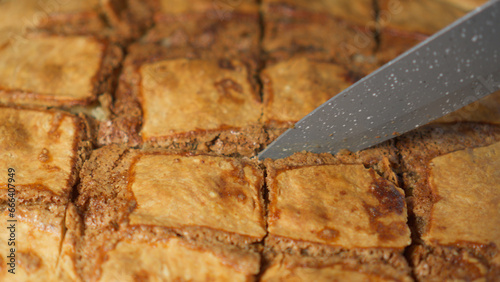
0 107 91 204
0 35 121 108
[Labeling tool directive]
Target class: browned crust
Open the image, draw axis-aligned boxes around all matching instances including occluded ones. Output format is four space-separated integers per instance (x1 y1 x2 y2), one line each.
142 11 260 59
141 124 268 157
59 203 85 281
76 145 265 245
99 0 155 43
263 142 400 184
264 234 408 259
33 0 153 44
95 43 209 147
99 43 265 156
262 147 408 261
0 106 93 205
261 8 377 72
0 35 122 109
396 123 500 238
262 252 411 281
75 144 266 279
397 123 500 279
0 202 80 279
260 57 365 137
36 10 106 37
410 244 500 281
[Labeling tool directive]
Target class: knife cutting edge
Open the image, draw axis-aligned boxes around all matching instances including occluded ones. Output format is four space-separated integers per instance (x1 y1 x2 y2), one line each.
258 0 500 160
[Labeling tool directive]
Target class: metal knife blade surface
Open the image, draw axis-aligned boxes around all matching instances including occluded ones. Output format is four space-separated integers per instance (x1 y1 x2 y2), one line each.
258 0 500 160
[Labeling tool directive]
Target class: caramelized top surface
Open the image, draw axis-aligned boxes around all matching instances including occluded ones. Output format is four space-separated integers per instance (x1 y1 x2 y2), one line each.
268 164 410 248
424 141 500 247
100 238 259 281
128 154 266 239
0 36 104 104
0 108 81 198
262 57 351 125
139 59 262 140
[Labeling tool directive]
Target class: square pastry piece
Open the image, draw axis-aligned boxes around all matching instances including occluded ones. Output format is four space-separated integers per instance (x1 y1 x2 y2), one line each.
0 107 91 204
261 57 353 142
0 203 82 281
263 149 412 279
105 44 264 156
76 145 265 280
0 35 121 108
262 0 377 72
397 124 500 281
143 0 260 58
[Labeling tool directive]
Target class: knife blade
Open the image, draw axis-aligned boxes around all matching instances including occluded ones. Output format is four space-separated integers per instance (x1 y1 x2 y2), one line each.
258 0 500 160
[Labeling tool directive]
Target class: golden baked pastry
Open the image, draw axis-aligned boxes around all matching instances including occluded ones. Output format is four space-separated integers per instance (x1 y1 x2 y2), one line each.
100 40 266 155
99 238 260 281
0 107 91 204
75 145 264 280
398 123 500 280
0 0 102 46
262 57 353 138
425 141 500 247
267 164 409 248
262 147 412 280
128 153 266 240
0 0 498 281
261 254 412 281
143 0 260 58
0 204 81 280
139 59 262 146
0 35 122 108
